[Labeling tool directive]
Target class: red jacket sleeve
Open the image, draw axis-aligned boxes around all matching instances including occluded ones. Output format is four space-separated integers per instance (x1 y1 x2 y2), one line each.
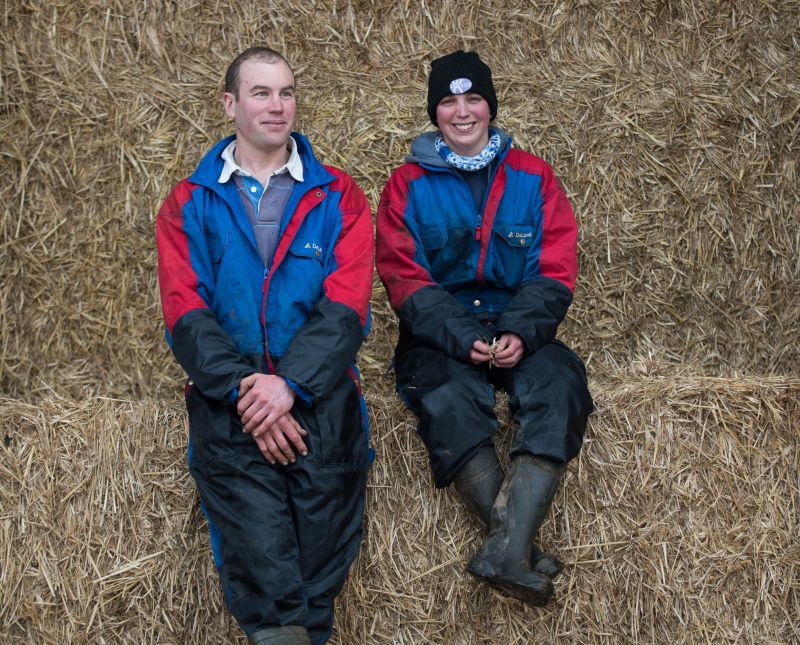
376 165 437 310
376 165 485 361
496 155 578 350
156 180 211 334
275 169 375 400
322 168 374 327
537 160 578 292
156 180 255 401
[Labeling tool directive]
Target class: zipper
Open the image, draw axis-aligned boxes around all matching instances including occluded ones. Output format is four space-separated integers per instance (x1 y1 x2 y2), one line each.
261 267 274 373
476 165 492 241
258 185 326 374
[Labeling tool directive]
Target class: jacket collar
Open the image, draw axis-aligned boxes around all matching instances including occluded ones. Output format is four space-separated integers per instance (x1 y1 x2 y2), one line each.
405 127 513 168
190 132 333 193
217 136 304 184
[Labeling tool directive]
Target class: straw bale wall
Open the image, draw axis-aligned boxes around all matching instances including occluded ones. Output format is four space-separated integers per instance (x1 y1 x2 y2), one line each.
1 0 798 400
1 0 799 643
2 371 798 643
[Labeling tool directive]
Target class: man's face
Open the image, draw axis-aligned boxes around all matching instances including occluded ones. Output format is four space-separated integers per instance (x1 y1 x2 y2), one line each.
223 58 296 154
435 92 491 158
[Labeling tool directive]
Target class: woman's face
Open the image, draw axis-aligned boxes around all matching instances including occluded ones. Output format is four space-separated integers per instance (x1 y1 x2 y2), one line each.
435 92 491 157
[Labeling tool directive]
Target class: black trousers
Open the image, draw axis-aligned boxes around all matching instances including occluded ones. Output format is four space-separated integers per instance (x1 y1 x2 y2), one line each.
395 335 593 488
186 370 370 644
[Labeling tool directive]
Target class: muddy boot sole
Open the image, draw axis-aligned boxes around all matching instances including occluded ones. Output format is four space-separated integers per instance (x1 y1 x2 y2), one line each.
467 553 555 606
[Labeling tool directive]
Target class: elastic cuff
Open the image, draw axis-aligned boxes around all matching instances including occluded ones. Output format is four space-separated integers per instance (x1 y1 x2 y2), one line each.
284 378 313 406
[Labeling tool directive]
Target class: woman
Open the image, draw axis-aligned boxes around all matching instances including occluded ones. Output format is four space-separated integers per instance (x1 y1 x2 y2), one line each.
376 50 593 606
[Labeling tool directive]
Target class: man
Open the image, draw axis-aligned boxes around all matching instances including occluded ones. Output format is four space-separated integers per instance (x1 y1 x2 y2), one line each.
156 47 374 644
376 50 593 606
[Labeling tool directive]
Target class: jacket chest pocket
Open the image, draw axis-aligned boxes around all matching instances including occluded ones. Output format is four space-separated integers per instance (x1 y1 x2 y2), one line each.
420 226 474 282
491 224 537 287
209 232 246 299
208 231 230 264
284 241 325 306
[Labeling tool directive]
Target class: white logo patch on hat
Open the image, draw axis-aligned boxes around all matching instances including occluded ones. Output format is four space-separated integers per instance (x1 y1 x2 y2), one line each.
449 78 472 94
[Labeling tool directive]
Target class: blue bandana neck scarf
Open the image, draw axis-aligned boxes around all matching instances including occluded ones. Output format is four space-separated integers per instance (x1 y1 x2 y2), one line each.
434 129 501 171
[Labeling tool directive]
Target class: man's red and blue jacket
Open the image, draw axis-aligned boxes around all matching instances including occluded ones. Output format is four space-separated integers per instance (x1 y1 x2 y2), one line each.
156 133 374 404
376 132 578 361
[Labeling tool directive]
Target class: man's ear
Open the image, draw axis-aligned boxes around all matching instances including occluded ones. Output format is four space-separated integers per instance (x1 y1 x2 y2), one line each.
223 92 236 120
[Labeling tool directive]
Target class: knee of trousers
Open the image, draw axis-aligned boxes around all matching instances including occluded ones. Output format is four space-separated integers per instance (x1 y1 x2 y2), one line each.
418 377 494 419
189 463 306 631
416 379 497 489
510 345 594 462
293 467 367 641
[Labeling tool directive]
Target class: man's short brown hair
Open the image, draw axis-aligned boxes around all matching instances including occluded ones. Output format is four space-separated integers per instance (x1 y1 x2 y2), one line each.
224 47 293 99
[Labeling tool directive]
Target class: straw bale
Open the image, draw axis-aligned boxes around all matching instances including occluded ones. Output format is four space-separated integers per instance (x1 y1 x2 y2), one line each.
2 3 798 642
1 1 799 402
2 367 798 643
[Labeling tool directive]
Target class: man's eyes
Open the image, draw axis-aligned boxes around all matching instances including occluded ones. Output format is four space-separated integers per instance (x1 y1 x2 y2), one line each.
252 90 293 98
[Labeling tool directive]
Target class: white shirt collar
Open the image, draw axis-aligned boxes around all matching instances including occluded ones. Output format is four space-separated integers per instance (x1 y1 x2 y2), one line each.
218 136 304 184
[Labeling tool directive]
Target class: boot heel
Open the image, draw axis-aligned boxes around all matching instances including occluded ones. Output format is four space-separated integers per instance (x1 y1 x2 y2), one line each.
467 551 555 606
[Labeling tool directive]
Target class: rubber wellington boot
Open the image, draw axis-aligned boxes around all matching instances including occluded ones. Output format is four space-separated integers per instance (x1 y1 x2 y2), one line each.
467 454 565 606
248 626 311 645
452 445 505 524
452 447 564 579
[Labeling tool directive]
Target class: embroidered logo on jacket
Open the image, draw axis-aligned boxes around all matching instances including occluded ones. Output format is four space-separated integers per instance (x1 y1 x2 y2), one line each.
304 242 323 256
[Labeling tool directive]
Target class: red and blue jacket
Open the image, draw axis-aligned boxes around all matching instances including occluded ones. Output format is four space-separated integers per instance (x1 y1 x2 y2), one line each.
376 131 577 361
156 133 374 404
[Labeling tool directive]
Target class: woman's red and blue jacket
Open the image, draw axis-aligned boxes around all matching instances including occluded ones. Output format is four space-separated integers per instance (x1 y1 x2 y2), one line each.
156 133 374 404
376 133 578 361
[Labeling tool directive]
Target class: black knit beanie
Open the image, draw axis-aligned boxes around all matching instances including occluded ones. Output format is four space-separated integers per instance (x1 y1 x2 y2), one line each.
427 50 497 126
